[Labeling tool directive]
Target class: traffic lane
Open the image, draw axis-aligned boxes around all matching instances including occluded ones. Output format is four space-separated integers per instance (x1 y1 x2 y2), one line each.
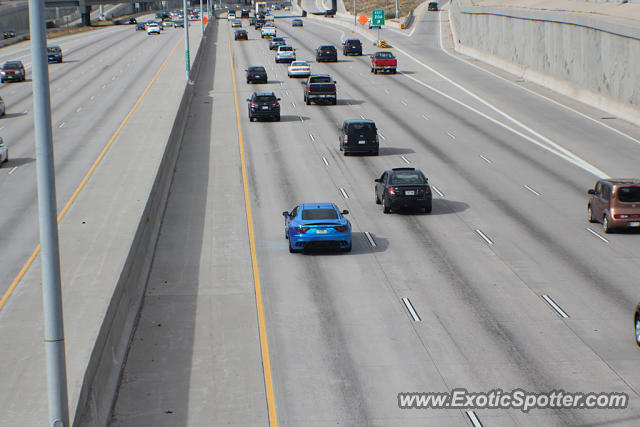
264 17 640 409
232 27 635 425
364 5 640 177
0 28 186 296
233 41 470 427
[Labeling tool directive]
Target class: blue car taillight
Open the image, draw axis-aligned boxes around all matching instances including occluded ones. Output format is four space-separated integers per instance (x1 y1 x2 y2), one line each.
333 226 348 232
294 226 310 233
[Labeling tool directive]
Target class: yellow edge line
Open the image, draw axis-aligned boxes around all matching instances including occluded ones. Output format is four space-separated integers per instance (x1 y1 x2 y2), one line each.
226 25 279 426
0 37 184 312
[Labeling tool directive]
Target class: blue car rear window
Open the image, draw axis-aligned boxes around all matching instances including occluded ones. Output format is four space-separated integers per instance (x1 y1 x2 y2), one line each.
302 209 338 220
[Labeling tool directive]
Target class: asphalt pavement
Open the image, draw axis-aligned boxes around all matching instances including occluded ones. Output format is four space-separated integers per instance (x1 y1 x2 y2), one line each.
112 6 640 427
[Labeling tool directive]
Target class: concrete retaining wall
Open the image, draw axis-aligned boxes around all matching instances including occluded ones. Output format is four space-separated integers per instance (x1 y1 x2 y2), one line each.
449 0 640 123
72 23 212 427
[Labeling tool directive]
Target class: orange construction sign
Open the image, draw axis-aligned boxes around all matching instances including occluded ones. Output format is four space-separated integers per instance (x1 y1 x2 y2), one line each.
203 16 209 24
358 14 368 26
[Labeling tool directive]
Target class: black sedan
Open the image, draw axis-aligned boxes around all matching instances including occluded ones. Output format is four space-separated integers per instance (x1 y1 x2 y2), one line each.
375 168 433 213
47 46 63 63
235 29 248 40
247 91 280 122
246 66 268 84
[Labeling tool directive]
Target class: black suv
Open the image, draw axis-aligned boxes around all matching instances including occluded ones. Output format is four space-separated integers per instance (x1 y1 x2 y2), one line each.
247 91 281 121
47 46 63 63
235 29 248 40
246 66 268 83
316 45 337 62
428 2 439 11
375 168 432 213
339 119 378 156
342 39 362 56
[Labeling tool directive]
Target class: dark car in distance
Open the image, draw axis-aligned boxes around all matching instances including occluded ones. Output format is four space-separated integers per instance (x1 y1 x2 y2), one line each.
339 119 378 156
292 18 304 27
375 168 432 213
47 46 63 63
3 30 16 39
247 91 280 122
316 45 338 62
1 60 25 83
235 29 248 40
428 2 439 11
342 38 362 56
246 66 268 83
269 37 286 50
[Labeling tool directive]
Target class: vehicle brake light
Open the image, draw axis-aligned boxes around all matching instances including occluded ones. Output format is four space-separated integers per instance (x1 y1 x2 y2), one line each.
614 214 640 219
294 226 310 233
250 102 257 107
376 135 379 143
333 84 336 91
344 135 348 143
307 85 311 92
334 226 348 232
388 187 395 195
273 102 279 106
425 186 431 194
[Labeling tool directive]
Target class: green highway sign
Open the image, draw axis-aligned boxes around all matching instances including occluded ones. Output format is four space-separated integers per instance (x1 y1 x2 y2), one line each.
372 9 385 26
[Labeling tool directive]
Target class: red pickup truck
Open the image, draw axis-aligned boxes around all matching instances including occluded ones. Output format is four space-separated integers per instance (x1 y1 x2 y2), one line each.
370 51 397 74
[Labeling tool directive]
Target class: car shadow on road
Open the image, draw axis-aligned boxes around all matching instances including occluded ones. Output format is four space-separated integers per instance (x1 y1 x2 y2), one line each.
2 111 27 118
378 147 416 156
298 232 388 255
2 157 34 167
337 99 364 106
386 199 469 216
397 70 416 75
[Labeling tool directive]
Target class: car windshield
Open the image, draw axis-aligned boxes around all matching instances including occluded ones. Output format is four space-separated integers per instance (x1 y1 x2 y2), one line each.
302 208 338 220
376 52 394 59
291 62 307 67
3 63 20 69
391 173 426 185
320 47 335 52
255 95 276 102
47 47 60 53
347 40 360 45
310 76 331 83
617 186 640 202
249 67 265 72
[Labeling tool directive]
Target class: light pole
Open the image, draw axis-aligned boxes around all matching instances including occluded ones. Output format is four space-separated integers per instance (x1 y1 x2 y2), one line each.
28 0 70 424
184 0 191 81
353 0 356 32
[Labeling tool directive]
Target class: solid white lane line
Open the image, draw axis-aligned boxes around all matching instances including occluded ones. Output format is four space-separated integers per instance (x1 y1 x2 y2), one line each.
466 410 483 427
364 231 377 247
402 298 421 322
447 132 456 139
401 72 609 178
431 185 444 197
8 166 18 175
541 294 569 318
309 133 315 142
401 100 408 106
339 188 349 199
524 185 540 195
401 155 410 164
586 228 609 243
475 229 494 245
322 157 328 166
378 131 386 140
479 155 492 164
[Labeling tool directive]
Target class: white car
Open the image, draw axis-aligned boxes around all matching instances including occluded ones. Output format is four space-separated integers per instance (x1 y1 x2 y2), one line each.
147 24 160 35
162 20 173 27
287 61 310 78
227 13 235 20
276 45 296 63
231 20 242 28
0 137 8 167
261 26 276 38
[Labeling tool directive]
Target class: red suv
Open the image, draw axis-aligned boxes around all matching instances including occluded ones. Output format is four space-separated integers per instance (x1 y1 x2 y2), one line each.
1 60 25 83
587 179 640 233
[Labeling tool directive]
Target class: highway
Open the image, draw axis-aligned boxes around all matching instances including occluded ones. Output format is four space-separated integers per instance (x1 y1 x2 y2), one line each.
0 21 186 300
112 5 640 427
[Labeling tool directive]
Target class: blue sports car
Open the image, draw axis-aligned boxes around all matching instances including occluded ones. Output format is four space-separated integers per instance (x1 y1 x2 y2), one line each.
282 203 352 253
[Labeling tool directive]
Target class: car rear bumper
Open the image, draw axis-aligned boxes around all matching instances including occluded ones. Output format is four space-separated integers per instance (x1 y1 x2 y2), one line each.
344 143 378 154
308 94 336 100
290 234 351 250
388 195 432 209
247 76 267 82
289 71 310 77
2 74 22 81
250 109 279 118
609 218 640 229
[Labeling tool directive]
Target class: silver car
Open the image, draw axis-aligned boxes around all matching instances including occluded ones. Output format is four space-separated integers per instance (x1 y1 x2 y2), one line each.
0 137 8 167
275 45 296 63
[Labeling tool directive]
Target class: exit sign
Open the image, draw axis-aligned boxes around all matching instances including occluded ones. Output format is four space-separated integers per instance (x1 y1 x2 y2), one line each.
372 9 385 26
